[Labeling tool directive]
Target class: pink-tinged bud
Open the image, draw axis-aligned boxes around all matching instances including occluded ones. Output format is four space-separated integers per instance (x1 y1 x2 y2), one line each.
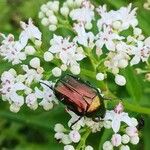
111 134 122 147
126 126 138 137
114 103 124 114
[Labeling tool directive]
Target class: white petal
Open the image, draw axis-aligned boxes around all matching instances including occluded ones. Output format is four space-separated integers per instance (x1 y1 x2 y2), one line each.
121 113 133 126
112 117 121 133
130 55 141 66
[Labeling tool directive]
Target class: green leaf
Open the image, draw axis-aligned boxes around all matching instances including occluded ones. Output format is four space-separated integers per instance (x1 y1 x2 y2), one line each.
123 67 142 102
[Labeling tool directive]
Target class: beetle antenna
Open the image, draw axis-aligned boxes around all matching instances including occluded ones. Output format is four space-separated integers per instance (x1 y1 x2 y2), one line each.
39 81 54 90
70 116 83 129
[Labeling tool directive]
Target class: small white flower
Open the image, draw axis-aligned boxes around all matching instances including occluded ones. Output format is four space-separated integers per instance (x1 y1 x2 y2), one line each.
22 65 43 86
64 145 75 150
70 1 94 24
103 141 113 150
73 23 94 48
111 134 122 147
0 34 26 65
35 81 58 110
115 74 126 86
104 103 133 133
130 41 150 66
19 18 42 48
96 26 124 51
26 93 38 110
52 67 62 77
49 35 85 66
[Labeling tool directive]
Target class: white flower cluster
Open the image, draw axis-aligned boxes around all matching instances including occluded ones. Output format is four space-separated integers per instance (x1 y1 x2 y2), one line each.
54 110 103 149
0 64 57 113
39 1 150 85
0 19 42 65
54 103 140 150
103 103 140 150
39 0 94 31
44 34 85 76
96 4 150 85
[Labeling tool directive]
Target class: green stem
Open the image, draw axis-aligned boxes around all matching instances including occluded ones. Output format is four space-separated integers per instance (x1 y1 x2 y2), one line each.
76 128 91 150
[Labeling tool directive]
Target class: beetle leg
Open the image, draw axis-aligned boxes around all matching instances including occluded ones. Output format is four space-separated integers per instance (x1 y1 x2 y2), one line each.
70 116 83 129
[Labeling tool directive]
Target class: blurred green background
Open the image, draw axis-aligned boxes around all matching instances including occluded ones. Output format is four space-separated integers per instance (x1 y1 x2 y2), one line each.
0 0 150 150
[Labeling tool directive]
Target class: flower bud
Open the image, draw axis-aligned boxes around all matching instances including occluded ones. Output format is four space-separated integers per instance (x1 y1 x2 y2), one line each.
120 145 130 150
85 22 92 30
54 124 66 132
75 0 83 6
130 136 139 145
69 130 81 143
38 12 45 19
122 134 130 144
66 0 74 7
41 18 49 26
96 73 105 81
35 40 42 48
41 4 48 13
44 52 54 62
9 69 17 76
10 104 20 113
61 64 68 71
111 134 122 147
64 145 75 150
60 7 70 17
126 127 138 137
52 67 62 77
113 21 121 30
62 134 72 145
103 141 113 150
30 57 40 69
134 28 142 36
144 37 150 46
85 145 93 150
49 25 57 31
25 46 36 55
49 15 58 25
131 118 138 126
111 134 121 147
115 74 126 86
54 132 64 140
70 65 80 75
103 120 111 129
118 59 128 68
50 1 59 12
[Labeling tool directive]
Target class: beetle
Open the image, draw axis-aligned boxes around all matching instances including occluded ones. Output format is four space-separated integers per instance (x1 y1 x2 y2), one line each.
41 74 106 126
